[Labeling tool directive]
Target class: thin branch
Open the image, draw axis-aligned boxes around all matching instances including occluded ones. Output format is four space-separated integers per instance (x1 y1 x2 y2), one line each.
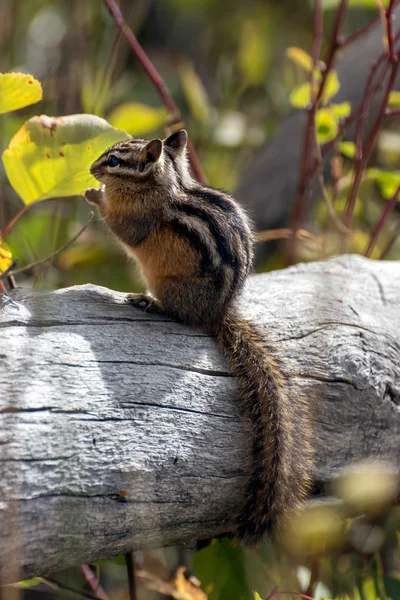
379 219 400 258
41 577 102 600
313 122 348 235
2 203 30 239
125 552 137 600
386 0 398 62
257 228 322 244
104 0 207 185
343 56 400 243
11 212 94 276
0 258 19 281
364 184 400 257
81 565 110 600
286 0 325 265
341 14 380 48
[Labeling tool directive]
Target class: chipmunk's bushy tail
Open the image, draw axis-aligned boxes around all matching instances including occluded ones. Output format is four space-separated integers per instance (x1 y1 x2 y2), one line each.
214 309 313 544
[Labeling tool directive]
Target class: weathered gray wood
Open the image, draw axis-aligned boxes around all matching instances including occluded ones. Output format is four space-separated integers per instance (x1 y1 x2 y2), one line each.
0 255 399 582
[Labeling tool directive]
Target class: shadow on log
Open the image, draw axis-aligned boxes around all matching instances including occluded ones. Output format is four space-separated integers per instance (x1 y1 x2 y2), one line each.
0 255 399 582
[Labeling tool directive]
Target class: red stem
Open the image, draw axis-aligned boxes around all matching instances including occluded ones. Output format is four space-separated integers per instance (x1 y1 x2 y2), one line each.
386 0 398 63
316 0 347 105
81 565 110 600
286 0 324 266
2 203 30 239
287 0 348 265
104 0 207 184
343 58 399 239
365 183 400 257
341 14 380 48
379 220 400 258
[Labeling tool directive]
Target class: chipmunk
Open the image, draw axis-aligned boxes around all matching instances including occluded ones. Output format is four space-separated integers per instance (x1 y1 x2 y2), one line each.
85 129 313 544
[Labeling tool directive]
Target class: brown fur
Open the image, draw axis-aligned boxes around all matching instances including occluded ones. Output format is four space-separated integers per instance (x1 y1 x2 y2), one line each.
85 130 313 543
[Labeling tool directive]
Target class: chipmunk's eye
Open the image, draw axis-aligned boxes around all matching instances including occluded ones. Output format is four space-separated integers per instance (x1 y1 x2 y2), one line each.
107 155 120 168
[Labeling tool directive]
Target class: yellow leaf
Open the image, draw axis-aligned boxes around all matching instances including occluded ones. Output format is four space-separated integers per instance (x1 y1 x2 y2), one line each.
340 141 356 158
316 108 339 143
331 101 351 119
285 47 314 72
179 61 211 125
108 102 167 136
322 70 340 104
0 73 42 114
389 91 400 108
0 237 13 273
289 82 312 108
253 593 263 600
2 114 130 204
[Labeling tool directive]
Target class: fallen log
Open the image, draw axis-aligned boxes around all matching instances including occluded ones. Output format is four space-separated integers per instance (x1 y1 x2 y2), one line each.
0 255 399 582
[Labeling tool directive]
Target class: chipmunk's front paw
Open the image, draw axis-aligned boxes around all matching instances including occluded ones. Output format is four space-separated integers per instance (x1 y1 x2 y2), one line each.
84 187 102 206
125 293 164 314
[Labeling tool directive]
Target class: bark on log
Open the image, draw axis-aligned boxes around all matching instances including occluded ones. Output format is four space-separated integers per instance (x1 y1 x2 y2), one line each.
0 255 399 583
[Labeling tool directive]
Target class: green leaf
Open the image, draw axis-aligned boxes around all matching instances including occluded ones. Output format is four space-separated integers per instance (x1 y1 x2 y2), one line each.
340 141 356 158
179 61 211 125
290 82 312 108
289 70 340 109
2 114 130 204
384 575 400 600
108 102 167 136
0 73 42 115
331 101 351 119
316 108 339 143
366 168 400 199
253 593 262 600
192 538 267 600
17 578 43 587
285 47 314 72
238 20 270 85
389 91 400 108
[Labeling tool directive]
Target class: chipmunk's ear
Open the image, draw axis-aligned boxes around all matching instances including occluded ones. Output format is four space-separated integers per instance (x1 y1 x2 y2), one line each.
164 129 188 155
142 138 163 163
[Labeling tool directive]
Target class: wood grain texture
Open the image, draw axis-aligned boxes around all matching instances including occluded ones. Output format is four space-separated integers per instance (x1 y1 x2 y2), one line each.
0 255 399 582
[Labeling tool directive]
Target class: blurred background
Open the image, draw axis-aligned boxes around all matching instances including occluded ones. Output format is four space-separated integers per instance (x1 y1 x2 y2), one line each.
1 1 400 598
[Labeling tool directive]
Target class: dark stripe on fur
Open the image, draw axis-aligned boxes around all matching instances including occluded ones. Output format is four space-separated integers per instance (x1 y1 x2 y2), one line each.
169 218 224 290
175 202 242 297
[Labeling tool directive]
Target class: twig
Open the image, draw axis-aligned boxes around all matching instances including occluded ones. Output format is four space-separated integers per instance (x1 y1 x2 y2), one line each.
40 577 102 600
0 258 19 281
125 552 137 600
104 0 207 185
81 565 110 600
313 121 348 234
379 219 400 258
386 0 398 62
341 14 380 48
2 203 30 239
257 227 322 244
365 183 400 257
287 0 348 265
11 212 94 276
286 0 325 265
343 45 400 245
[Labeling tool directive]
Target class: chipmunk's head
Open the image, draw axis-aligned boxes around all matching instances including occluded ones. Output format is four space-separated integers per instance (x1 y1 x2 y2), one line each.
90 129 190 190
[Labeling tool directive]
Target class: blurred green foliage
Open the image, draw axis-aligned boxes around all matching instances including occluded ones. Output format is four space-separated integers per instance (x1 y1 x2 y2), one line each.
1 1 400 599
